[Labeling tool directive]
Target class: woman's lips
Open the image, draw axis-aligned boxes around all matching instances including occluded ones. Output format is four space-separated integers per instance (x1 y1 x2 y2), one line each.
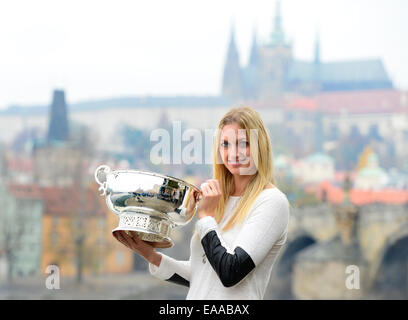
228 160 247 167
229 163 241 167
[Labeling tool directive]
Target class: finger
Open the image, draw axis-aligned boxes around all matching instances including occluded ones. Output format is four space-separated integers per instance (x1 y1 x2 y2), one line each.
195 190 202 201
141 239 157 248
200 182 209 195
113 231 124 242
207 179 220 194
205 180 213 187
125 230 136 240
116 232 126 244
201 183 213 196
129 233 144 249
122 231 138 247
212 179 221 194
117 230 127 239
207 180 219 195
114 233 125 246
117 232 131 248
115 234 127 248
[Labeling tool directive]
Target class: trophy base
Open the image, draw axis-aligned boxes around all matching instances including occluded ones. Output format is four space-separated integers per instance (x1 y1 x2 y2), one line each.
112 230 173 248
112 211 174 248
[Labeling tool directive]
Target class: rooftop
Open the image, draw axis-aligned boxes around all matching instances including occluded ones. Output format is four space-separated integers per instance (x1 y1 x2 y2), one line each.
7 183 105 217
314 180 408 205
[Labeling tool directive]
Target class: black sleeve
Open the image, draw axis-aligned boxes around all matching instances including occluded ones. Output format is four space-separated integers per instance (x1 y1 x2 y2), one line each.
166 273 190 287
201 230 256 287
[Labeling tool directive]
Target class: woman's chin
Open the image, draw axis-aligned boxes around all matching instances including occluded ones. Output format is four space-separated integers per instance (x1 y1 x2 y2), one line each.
227 165 250 175
225 165 239 174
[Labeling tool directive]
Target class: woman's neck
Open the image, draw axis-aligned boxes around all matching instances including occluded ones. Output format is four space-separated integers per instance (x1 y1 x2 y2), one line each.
231 174 255 196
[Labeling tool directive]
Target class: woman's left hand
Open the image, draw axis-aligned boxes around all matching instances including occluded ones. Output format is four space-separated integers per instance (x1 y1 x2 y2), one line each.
197 179 222 219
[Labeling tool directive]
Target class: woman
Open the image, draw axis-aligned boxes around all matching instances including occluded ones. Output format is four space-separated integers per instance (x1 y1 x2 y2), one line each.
114 106 290 299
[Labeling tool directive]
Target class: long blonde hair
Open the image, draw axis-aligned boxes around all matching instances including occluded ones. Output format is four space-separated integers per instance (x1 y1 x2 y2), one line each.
212 106 276 231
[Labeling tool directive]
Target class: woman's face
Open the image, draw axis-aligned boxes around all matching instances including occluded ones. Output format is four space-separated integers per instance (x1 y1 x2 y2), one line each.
219 123 251 175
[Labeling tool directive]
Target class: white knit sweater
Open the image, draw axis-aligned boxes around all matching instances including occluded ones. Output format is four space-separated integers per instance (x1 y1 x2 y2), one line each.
149 187 290 300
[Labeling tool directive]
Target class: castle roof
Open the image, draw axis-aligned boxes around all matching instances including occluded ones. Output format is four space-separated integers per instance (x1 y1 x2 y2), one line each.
287 59 393 91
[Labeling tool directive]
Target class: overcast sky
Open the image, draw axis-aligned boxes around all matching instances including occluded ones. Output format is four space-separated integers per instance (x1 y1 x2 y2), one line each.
0 0 407 109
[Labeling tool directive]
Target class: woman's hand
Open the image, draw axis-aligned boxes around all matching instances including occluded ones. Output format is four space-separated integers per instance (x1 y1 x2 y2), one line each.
113 230 162 267
197 179 222 219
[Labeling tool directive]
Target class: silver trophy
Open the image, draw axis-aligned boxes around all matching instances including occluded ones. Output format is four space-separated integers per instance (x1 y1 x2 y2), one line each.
94 165 201 248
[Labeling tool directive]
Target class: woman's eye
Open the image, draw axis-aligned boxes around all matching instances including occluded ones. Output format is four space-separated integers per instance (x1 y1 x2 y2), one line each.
221 141 229 147
221 141 248 148
239 141 249 148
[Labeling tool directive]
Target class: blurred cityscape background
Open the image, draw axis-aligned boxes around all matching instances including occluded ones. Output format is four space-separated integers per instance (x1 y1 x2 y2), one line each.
0 0 407 299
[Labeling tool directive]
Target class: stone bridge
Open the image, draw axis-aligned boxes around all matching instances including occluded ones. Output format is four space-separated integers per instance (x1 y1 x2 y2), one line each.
267 202 408 299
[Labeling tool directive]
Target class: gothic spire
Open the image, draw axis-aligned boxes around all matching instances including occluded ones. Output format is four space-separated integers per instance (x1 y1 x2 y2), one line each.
248 26 260 67
269 0 286 46
222 23 243 100
226 23 239 63
314 28 321 64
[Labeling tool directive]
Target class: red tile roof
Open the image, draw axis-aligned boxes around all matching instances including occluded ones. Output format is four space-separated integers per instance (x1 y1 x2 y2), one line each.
7 157 33 173
288 97 318 112
42 184 105 217
315 89 407 114
285 89 408 114
7 183 105 217
315 180 408 205
8 184 43 199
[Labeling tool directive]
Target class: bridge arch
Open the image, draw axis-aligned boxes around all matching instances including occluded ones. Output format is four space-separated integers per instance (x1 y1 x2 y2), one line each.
371 221 408 299
267 231 317 299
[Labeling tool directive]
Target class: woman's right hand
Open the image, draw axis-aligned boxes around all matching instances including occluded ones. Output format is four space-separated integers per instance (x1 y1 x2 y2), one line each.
197 179 222 219
113 231 162 267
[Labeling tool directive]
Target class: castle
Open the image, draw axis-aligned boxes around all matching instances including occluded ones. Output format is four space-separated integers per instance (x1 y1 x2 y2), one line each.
221 0 394 101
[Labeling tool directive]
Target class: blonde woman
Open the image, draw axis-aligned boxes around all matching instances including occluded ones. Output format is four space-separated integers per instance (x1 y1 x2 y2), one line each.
114 106 290 300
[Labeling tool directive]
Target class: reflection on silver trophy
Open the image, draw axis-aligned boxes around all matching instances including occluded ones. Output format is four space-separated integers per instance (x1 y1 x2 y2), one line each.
94 165 201 248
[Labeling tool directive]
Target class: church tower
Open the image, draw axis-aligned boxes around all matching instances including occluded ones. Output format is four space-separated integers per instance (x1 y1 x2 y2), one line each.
312 30 323 93
314 30 321 65
243 27 261 99
221 25 243 101
47 89 69 143
269 0 286 46
257 0 293 99
34 89 82 187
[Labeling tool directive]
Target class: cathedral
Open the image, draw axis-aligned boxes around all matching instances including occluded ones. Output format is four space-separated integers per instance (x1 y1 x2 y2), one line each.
222 0 394 101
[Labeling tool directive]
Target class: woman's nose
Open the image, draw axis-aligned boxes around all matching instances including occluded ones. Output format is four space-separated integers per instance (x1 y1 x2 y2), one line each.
227 145 239 159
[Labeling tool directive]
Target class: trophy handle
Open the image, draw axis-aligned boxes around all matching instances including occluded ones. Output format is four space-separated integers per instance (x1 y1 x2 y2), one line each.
94 165 111 196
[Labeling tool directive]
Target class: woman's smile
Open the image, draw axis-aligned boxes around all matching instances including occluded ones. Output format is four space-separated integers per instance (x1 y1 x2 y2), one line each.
229 162 242 167
228 159 248 167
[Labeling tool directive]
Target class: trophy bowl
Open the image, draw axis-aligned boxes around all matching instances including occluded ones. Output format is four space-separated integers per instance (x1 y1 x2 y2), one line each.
94 165 201 248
